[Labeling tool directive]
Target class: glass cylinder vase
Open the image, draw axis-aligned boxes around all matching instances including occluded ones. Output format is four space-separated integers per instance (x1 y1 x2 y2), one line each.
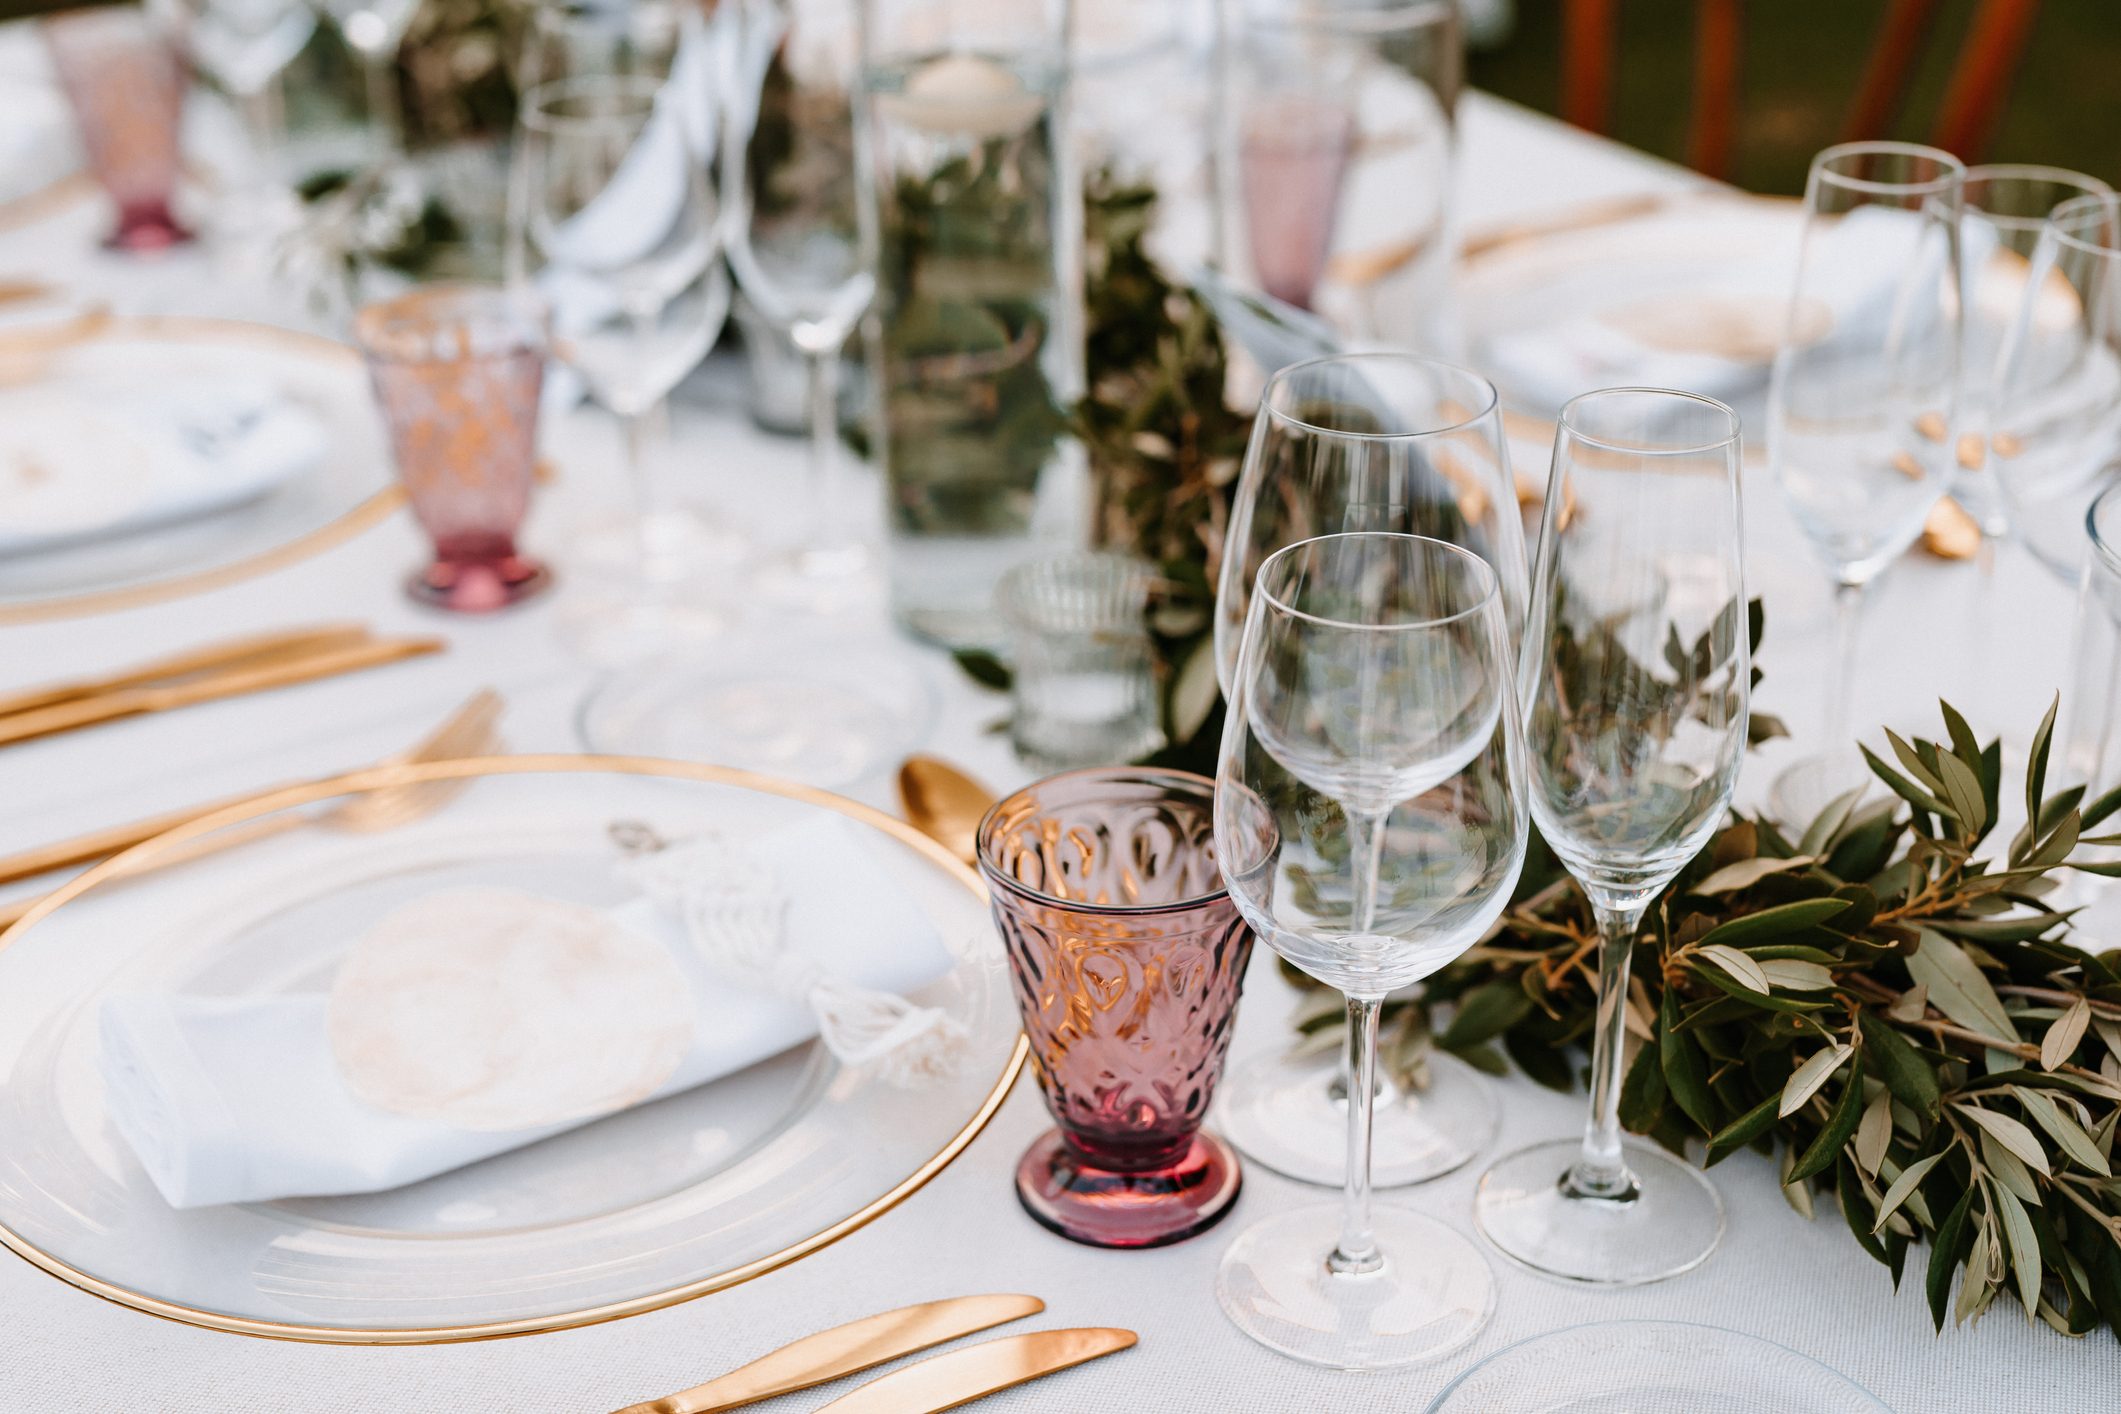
858 0 1086 650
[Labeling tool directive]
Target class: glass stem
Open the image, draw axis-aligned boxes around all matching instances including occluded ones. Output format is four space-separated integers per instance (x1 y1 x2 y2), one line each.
1332 992 1385 1275
803 343 845 557
1567 899 1650 1199
362 48 402 162
1824 579 1866 756
621 408 659 569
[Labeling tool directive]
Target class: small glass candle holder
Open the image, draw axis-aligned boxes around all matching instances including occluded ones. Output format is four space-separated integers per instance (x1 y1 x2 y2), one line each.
998 552 1164 770
355 285 552 612
978 767 1251 1248
43 7 194 252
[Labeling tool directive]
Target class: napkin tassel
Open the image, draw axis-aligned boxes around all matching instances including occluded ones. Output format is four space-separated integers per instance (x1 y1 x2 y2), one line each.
618 830 966 1087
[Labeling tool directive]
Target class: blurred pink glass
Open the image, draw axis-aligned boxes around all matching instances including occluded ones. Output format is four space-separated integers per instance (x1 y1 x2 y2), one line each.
977 767 1252 1249
355 285 552 613
44 7 194 252
1238 94 1353 311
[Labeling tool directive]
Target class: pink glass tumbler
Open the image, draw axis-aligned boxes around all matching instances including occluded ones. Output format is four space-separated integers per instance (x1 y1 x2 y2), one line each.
43 7 194 252
355 285 552 612
978 767 1253 1248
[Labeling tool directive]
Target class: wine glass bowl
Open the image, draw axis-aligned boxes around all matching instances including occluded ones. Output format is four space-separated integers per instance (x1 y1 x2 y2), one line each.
1211 352 1526 1191
1475 387 1747 1288
1214 530 1524 1369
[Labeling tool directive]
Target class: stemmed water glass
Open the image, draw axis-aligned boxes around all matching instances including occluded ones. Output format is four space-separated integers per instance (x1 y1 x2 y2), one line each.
1989 192 2121 588
1767 142 1962 821
513 75 732 653
162 0 313 181
723 0 879 603
1211 352 1528 1190
1473 387 1748 1287
312 0 420 162
1214 531 1526 1369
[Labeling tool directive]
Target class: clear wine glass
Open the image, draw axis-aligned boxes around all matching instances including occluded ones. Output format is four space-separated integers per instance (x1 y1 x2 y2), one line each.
1211 352 1527 1190
311 0 420 161
514 74 733 655
1473 387 1748 1287
162 0 313 172
1767 141 1962 822
1214 530 1524 1369
724 0 879 605
1989 192 2121 589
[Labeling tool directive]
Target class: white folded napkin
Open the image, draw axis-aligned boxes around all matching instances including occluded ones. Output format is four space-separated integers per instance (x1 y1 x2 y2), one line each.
0 375 326 558
99 816 958 1210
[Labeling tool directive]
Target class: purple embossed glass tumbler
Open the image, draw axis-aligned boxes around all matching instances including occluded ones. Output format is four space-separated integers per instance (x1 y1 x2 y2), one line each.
978 767 1252 1248
356 285 551 613
44 7 194 252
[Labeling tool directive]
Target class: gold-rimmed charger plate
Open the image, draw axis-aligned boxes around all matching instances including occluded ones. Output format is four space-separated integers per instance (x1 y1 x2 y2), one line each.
0 754 1025 1344
0 315 403 625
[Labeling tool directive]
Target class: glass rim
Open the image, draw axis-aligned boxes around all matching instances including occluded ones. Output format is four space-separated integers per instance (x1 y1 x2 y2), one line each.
1963 163 2114 232
2044 192 2121 261
1253 531 1501 634
1242 0 1455 37
1809 140 1965 199
519 74 665 134
1259 352 1500 444
2088 481 2121 578
1557 386 1742 459
351 282 547 362
974 766 1231 916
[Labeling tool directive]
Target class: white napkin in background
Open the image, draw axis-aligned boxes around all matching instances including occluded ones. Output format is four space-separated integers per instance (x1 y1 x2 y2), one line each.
99 816 959 1210
0 375 326 558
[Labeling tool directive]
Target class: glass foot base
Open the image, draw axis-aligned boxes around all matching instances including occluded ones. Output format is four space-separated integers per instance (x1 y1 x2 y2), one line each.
1215 1203 1494 1370
1474 1138 1724 1286
1016 1128 1241 1250
407 557 549 614
1216 1045 1497 1189
107 204 193 252
1768 753 1867 832
758 543 880 615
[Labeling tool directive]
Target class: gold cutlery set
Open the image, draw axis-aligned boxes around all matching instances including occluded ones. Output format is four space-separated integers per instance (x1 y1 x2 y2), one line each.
0 622 442 747
610 1295 1133 1414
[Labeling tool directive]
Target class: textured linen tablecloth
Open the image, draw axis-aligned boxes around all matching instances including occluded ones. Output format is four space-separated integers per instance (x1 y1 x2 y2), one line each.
0 78 2102 1412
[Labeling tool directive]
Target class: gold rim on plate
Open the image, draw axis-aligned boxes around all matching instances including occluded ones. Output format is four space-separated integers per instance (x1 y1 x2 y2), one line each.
0 753 1027 1346
0 315 406 626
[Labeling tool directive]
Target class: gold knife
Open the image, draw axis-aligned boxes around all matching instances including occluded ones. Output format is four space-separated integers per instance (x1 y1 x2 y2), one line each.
0 636 444 747
0 622 374 719
610 1294 1047 1414
811 1328 1138 1414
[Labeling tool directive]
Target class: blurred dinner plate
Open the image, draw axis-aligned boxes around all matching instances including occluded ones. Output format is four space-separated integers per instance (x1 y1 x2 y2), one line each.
1461 195 1805 417
0 756 1022 1343
1424 1320 1891 1413
0 317 398 623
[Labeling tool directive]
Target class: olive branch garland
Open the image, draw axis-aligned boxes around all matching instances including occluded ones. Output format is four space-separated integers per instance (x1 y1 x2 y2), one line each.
1292 697 2121 1339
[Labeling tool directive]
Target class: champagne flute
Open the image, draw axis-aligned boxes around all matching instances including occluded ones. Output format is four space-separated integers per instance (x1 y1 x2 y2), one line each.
724 0 879 604
1989 192 2121 589
1211 352 1528 1190
1474 387 1748 1287
1767 142 1962 821
514 75 733 653
1215 531 1525 1369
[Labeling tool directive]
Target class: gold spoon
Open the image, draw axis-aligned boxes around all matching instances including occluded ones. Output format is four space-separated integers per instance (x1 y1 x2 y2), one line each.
896 754 997 869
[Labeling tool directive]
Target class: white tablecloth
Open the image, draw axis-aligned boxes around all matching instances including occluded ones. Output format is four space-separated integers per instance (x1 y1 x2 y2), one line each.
0 87 2095 1413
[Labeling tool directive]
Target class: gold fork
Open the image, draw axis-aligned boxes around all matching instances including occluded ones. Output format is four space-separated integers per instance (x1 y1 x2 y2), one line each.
0 690 504 928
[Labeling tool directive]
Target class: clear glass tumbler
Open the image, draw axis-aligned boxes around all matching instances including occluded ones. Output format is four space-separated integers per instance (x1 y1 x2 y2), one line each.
355 284 551 612
998 551 1162 770
978 767 1251 1248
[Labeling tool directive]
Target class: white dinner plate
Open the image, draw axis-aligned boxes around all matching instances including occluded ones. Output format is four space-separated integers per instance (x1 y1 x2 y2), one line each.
0 317 398 622
0 756 1023 1343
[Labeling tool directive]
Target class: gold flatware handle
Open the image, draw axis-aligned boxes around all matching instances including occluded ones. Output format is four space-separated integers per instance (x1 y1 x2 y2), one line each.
0 622 373 719
0 813 304 930
610 1294 1045 1414
0 787 277 887
0 637 444 747
810 1328 1137 1414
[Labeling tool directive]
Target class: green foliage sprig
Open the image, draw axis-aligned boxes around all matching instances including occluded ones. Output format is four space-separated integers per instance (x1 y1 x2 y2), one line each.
1303 699 2121 1338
